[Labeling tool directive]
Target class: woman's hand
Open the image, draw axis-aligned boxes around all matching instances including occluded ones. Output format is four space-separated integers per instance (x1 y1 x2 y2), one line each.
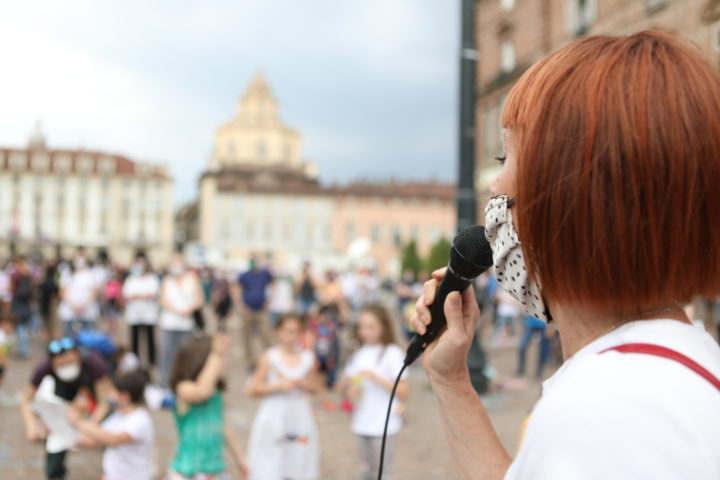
410 268 481 386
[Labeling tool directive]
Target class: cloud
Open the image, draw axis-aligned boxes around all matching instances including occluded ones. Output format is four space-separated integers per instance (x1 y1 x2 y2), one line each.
0 1 458 205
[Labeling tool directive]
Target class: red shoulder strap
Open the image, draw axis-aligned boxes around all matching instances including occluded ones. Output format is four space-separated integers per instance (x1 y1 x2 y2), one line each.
600 343 720 392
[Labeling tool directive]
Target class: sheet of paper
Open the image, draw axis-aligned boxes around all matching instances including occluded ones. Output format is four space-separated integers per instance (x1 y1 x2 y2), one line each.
31 376 79 453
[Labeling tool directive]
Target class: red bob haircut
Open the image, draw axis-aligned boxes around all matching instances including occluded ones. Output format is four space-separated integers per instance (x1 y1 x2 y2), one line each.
502 30 720 311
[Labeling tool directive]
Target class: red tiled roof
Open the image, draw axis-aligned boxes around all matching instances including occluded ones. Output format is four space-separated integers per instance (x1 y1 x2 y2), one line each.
334 181 456 201
0 146 169 179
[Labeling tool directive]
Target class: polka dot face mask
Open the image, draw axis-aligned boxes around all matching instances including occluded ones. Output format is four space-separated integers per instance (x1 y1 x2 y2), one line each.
484 195 552 323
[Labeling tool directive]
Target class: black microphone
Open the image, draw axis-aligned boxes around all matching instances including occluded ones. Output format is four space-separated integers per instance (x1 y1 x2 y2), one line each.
404 225 493 366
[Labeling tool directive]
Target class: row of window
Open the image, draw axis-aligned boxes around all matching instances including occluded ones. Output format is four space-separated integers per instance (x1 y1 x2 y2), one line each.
2 216 158 242
5 174 165 192
1 191 165 213
501 0 667 21
214 219 449 249
341 196 448 210
218 221 333 247
345 223 447 247
224 140 294 162
497 0 680 76
0 151 117 174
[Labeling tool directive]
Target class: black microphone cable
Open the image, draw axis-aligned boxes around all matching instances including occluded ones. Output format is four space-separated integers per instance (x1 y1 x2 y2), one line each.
377 226 493 479
377 363 408 480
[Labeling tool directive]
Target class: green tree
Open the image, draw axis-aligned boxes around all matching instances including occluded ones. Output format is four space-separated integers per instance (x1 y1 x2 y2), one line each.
425 237 452 272
400 240 423 277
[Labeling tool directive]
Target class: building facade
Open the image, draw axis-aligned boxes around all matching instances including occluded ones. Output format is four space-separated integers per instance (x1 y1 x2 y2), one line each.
475 0 720 193
0 126 174 265
192 74 456 276
332 182 456 276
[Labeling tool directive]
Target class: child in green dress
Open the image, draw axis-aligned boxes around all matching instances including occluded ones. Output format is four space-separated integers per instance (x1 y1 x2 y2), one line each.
167 334 248 480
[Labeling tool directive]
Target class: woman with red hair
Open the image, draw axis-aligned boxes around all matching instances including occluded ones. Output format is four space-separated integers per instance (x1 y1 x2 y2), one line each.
412 31 720 479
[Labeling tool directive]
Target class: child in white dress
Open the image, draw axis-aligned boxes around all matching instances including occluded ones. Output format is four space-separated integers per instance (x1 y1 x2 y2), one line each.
338 304 410 480
246 314 320 480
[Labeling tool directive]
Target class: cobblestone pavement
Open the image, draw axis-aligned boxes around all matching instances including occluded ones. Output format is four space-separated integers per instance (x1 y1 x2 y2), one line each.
0 313 553 480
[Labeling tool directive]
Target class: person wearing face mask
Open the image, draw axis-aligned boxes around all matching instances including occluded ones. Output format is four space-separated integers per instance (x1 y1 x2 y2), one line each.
123 253 160 368
158 252 203 388
411 31 720 479
57 251 101 337
19 337 111 480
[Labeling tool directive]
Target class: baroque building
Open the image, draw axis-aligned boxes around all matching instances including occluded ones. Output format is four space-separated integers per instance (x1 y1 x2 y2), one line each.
189 73 456 276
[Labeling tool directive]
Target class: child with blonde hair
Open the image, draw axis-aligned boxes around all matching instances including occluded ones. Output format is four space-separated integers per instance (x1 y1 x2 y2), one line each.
339 304 409 480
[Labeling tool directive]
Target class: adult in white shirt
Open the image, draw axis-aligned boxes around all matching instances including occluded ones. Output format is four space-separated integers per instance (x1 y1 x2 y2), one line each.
158 253 202 388
123 253 160 367
58 252 100 336
411 32 720 480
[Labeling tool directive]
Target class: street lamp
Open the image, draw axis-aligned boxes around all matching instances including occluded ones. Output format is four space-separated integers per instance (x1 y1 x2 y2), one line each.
457 0 488 395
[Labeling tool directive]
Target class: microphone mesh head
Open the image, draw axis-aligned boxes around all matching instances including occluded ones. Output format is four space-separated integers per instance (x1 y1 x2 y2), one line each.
451 225 494 277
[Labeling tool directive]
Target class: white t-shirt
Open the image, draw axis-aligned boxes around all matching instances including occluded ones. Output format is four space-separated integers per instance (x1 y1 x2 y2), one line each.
159 275 197 331
506 319 720 480
92 265 110 291
101 407 154 480
123 274 160 325
58 269 100 321
268 277 294 314
344 344 408 436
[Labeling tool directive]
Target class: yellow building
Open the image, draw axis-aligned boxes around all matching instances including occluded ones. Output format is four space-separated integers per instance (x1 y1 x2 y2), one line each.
197 73 331 270
0 125 174 265
193 73 456 276
210 71 315 175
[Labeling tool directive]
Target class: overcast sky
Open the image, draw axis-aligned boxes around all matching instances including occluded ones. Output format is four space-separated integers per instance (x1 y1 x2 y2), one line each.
0 1 460 205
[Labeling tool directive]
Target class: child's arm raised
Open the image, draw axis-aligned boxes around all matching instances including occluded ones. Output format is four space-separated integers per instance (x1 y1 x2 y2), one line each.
246 353 295 397
176 334 230 404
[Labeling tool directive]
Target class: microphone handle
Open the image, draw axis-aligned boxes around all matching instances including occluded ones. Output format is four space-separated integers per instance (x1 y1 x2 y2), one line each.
404 271 471 365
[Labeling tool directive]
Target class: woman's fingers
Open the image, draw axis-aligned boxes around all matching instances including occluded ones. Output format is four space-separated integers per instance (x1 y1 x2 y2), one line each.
461 286 480 336
411 295 431 335
443 291 465 338
424 268 447 305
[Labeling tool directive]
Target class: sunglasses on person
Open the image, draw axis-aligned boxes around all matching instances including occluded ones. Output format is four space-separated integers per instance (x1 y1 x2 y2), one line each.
48 337 76 355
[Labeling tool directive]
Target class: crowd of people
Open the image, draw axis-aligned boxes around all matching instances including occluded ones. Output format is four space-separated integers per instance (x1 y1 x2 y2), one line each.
0 248 417 480
2 246 718 480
